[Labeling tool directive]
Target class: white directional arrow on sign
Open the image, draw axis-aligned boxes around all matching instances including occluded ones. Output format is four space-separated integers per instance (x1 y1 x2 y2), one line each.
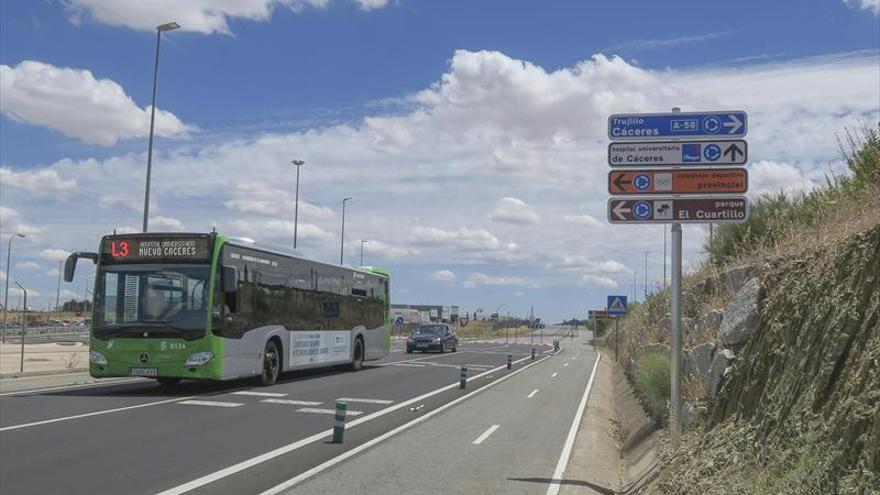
612 201 630 220
723 115 743 134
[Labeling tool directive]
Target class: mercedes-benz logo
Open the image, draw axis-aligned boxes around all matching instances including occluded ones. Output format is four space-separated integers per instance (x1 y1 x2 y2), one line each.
139 352 150 365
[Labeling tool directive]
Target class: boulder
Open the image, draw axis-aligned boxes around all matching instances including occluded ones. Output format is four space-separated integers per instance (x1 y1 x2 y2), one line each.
683 349 699 379
720 265 756 293
719 278 763 347
706 309 724 334
708 348 736 397
690 342 715 386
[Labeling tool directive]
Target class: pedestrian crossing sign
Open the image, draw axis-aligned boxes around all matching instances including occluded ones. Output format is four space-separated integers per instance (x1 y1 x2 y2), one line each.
607 295 628 316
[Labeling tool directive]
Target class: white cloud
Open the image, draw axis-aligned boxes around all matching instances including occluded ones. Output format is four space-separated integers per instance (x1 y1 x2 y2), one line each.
612 30 738 51
39 249 70 262
1 49 875 321
0 60 193 145
562 214 605 229
748 160 818 197
0 167 77 193
65 0 390 34
352 0 389 10
149 216 184 231
844 0 880 15
15 262 42 270
463 272 530 288
580 274 618 289
429 269 456 282
488 197 540 225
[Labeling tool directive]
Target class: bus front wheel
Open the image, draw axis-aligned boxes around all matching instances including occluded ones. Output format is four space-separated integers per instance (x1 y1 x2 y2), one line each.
350 338 364 371
260 340 280 386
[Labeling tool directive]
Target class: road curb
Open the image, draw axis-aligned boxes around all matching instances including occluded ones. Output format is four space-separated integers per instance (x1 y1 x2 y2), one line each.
0 367 89 379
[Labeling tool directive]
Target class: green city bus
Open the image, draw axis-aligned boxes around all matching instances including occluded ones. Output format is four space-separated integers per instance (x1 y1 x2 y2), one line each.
64 232 391 386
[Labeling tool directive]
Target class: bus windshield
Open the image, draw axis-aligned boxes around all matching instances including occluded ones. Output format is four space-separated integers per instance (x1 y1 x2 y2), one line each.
94 264 212 339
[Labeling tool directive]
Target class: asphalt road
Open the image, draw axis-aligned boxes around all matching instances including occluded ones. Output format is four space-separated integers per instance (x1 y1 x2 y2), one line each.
0 327 585 495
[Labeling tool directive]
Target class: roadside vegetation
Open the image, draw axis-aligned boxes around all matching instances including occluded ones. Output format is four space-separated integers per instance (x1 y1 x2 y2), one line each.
604 124 880 494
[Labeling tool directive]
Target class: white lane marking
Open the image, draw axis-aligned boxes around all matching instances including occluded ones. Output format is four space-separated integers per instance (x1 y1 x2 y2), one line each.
179 400 243 408
392 363 427 368
257 352 551 495
551 372 558 378
0 377 143 397
527 389 539 398
157 353 541 495
336 398 394 405
231 391 287 397
546 354 602 495
572 357 576 361
262 399 322 406
472 424 500 445
0 396 194 432
564 363 569 367
296 408 363 416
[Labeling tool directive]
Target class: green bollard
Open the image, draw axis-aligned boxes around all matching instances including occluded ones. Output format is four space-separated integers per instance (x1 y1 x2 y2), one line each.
332 401 347 443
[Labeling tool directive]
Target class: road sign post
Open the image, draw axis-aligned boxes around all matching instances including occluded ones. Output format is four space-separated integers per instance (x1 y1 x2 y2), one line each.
606 107 750 452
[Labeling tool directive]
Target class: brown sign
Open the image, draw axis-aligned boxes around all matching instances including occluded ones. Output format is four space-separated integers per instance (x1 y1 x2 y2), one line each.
607 197 749 224
588 310 614 320
608 168 747 195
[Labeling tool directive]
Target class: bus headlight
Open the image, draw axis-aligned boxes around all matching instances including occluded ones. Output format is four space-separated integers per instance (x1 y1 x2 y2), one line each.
185 352 214 367
89 351 108 366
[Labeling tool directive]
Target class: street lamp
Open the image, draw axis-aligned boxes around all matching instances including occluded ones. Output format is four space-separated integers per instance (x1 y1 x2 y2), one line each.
360 240 368 266
142 21 180 233
3 232 25 343
55 260 62 311
644 251 650 300
340 197 352 265
14 281 26 372
291 160 305 249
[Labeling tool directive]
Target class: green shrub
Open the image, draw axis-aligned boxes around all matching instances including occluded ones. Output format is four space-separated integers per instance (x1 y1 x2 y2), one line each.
635 352 671 423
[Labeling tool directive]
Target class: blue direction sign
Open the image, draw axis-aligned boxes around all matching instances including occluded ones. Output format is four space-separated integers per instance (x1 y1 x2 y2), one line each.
608 111 748 141
607 295 628 316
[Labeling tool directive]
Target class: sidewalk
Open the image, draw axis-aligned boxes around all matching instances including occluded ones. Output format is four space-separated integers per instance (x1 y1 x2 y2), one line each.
0 341 89 378
560 347 660 495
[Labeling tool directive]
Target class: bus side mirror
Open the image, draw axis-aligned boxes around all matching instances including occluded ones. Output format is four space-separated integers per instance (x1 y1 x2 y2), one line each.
222 265 238 293
64 252 98 283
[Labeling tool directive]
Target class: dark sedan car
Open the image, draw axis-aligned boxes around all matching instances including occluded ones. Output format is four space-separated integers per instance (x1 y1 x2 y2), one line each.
406 324 458 353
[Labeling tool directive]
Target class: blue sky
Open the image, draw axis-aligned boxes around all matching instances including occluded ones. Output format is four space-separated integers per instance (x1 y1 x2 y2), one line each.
1 0 878 321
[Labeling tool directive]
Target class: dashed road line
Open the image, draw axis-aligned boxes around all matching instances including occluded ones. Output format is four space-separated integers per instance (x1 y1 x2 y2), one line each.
296 408 363 416
337 398 394 405
391 363 427 368
564 363 569 367
1 396 194 432
261 399 323 406
527 389 539 398
232 391 287 397
472 424 500 445
551 372 558 378
178 400 244 408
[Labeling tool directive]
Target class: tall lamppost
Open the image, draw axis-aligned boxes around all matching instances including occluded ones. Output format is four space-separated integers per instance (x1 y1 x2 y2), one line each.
360 240 368 266
142 21 180 233
15 282 26 372
3 232 25 343
291 160 305 249
55 260 62 311
644 251 650 300
340 197 352 265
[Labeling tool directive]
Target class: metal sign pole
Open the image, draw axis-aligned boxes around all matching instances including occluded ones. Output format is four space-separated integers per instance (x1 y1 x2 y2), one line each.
671 223 682 449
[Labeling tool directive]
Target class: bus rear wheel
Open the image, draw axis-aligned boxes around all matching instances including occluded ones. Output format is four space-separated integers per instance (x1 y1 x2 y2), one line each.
350 338 364 371
156 377 181 387
260 340 280 386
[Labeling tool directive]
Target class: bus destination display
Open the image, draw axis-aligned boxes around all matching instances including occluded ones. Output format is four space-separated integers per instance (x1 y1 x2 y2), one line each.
103 237 210 261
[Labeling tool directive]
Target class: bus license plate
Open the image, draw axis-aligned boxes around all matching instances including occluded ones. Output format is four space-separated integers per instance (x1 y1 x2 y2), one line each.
130 368 158 377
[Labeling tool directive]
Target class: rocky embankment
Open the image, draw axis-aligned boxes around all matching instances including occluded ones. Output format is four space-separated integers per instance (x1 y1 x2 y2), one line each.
630 224 880 494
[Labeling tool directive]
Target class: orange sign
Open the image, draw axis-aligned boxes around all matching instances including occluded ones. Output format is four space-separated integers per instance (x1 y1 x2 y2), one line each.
608 168 747 195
